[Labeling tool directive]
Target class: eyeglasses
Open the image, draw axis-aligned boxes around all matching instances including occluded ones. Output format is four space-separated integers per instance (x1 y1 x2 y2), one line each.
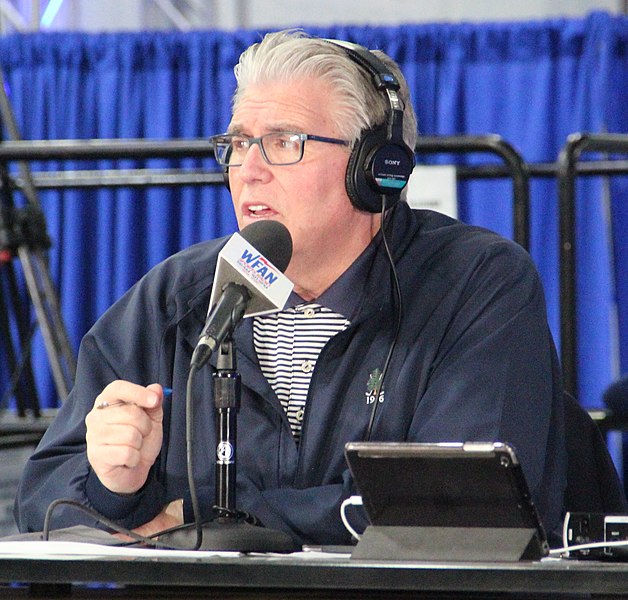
210 132 349 167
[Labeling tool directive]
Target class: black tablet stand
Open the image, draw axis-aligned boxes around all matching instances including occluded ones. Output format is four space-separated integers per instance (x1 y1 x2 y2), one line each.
352 525 546 561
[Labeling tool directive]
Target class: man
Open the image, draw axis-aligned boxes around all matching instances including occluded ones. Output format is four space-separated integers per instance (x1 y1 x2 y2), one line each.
14 30 566 546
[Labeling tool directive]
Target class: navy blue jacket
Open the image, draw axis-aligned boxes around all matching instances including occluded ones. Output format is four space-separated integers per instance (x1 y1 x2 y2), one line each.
14 204 566 545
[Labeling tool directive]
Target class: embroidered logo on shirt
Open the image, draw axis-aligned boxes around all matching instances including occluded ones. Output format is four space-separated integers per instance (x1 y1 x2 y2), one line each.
365 368 385 405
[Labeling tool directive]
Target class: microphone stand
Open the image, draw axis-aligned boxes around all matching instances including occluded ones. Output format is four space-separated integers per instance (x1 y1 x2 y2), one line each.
213 338 240 516
161 336 297 552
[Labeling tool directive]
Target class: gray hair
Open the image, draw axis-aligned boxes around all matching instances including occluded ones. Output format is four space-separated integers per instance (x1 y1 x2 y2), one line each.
232 30 418 153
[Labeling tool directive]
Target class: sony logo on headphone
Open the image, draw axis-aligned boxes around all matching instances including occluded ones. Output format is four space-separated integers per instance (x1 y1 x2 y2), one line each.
384 159 401 166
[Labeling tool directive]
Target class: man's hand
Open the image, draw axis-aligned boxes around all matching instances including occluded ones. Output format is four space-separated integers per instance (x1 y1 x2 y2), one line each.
127 498 184 540
111 498 184 543
85 381 164 495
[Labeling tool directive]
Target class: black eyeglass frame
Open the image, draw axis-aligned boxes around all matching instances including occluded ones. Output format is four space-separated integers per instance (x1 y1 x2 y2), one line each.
210 131 350 166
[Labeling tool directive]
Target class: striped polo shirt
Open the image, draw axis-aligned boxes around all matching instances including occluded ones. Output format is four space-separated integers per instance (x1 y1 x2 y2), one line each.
253 237 380 442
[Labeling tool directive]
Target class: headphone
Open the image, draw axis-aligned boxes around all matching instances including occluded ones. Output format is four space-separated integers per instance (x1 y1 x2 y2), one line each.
222 39 415 214
326 39 415 213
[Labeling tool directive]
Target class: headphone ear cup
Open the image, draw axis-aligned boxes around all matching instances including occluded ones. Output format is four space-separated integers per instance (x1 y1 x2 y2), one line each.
346 124 414 213
345 137 370 211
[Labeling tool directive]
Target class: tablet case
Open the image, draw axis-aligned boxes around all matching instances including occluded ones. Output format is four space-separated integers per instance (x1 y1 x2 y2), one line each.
344 441 549 561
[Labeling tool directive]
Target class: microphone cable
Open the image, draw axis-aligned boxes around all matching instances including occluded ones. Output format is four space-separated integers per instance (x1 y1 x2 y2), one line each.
186 362 205 550
41 498 197 549
364 195 403 441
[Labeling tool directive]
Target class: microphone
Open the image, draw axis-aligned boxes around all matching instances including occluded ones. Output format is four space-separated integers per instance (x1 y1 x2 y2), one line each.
191 220 293 368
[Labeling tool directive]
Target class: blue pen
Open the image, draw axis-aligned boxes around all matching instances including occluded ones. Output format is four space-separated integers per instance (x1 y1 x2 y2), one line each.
97 386 172 409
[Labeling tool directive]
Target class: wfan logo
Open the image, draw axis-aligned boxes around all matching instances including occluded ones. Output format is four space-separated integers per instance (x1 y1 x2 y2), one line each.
238 249 280 289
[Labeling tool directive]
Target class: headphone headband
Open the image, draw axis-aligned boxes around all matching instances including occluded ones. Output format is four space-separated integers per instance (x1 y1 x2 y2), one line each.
324 39 400 92
324 39 415 213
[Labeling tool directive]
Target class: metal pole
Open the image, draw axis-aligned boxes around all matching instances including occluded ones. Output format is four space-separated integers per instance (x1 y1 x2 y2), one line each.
556 133 628 399
415 135 530 249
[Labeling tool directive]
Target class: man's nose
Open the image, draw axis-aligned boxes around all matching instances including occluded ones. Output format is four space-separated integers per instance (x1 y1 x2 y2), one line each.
237 141 270 180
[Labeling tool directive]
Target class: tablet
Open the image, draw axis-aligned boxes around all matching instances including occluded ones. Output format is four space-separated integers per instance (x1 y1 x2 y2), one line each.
344 441 547 540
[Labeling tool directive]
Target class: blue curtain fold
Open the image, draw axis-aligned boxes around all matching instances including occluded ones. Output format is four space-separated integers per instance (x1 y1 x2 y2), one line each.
606 17 628 381
0 13 626 414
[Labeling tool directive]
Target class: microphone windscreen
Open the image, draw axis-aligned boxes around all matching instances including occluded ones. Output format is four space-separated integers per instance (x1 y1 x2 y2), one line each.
239 220 293 273
603 376 628 417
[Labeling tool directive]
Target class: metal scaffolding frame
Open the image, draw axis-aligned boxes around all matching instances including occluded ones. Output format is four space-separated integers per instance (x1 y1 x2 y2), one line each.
0 134 531 246
0 0 225 34
556 133 628 399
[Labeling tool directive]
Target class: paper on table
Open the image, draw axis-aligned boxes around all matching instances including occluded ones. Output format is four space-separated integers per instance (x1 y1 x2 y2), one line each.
0 526 351 560
0 526 240 559
0 540 242 560
0 540 354 561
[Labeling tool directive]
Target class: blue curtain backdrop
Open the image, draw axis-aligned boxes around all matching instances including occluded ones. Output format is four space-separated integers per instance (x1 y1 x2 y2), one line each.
0 12 627 416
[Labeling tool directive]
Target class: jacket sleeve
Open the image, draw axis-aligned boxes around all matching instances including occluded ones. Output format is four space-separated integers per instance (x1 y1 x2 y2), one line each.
13 281 168 534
